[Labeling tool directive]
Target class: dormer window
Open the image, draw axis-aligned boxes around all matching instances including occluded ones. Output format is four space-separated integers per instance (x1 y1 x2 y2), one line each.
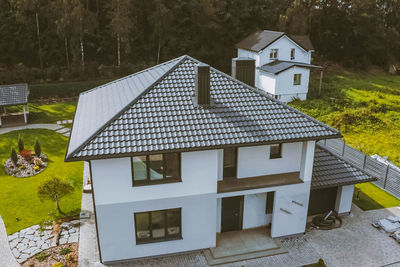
270 49 278 60
290 48 295 60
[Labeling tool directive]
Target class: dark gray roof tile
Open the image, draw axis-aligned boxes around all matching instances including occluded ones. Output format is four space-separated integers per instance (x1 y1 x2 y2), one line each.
311 144 377 189
66 56 341 160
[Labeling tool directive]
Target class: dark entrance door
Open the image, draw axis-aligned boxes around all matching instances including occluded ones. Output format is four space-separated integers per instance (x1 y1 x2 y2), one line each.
221 196 243 232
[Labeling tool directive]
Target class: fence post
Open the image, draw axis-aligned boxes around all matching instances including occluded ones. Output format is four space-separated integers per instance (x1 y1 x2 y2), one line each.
383 165 390 189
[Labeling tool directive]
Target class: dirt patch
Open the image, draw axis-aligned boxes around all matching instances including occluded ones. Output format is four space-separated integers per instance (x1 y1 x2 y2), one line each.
22 243 78 267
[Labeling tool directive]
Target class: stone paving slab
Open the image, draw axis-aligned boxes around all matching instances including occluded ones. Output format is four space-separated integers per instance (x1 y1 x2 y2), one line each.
307 204 400 267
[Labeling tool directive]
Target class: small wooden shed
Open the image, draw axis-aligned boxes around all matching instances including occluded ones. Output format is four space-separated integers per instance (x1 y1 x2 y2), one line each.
0 83 29 127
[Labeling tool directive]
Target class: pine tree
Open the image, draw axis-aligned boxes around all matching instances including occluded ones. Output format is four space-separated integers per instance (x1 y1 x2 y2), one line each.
34 140 42 156
11 148 18 166
18 138 24 153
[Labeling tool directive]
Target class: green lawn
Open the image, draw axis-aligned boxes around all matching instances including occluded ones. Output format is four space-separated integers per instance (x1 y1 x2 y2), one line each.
6 101 77 124
353 183 400 210
0 129 83 234
290 67 400 209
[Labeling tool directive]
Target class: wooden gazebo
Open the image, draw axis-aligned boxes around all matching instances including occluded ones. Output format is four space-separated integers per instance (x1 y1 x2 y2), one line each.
0 83 29 127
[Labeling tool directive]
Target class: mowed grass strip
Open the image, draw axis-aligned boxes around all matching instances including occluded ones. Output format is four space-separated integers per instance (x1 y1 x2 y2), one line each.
0 129 83 234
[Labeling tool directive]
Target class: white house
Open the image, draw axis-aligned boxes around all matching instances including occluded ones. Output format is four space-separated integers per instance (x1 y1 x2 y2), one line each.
65 55 375 264
235 30 322 102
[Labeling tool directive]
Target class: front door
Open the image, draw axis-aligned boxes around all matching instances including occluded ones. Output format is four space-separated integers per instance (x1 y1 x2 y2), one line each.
221 196 243 232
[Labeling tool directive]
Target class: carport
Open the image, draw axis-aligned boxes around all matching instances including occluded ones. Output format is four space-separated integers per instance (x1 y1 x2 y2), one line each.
0 84 29 127
309 144 377 215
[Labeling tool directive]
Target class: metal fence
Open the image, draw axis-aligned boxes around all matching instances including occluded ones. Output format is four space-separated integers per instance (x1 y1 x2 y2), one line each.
318 138 400 200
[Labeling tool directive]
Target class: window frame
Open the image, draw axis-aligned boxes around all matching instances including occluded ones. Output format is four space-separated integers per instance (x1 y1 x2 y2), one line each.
269 144 282 159
134 208 182 245
293 73 301 85
290 48 295 60
131 153 182 186
269 48 278 60
223 147 238 179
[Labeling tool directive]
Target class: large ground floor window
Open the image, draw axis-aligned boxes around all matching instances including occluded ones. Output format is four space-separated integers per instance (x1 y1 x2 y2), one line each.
134 208 182 244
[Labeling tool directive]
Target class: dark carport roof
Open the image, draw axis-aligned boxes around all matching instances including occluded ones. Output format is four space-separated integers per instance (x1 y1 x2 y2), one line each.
66 55 341 161
0 84 29 107
311 144 377 190
258 61 322 75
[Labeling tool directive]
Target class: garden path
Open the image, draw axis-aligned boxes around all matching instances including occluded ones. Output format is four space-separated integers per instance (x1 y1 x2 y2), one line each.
0 123 70 137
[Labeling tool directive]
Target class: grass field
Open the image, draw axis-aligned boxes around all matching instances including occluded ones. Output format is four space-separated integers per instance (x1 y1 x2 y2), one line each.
0 129 83 234
290 67 400 209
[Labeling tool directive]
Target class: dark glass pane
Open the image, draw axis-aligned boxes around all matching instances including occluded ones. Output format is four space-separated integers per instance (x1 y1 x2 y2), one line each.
223 148 237 178
166 209 181 236
164 153 180 180
133 156 147 181
149 154 163 180
135 213 150 240
266 192 274 214
151 210 166 238
270 144 281 159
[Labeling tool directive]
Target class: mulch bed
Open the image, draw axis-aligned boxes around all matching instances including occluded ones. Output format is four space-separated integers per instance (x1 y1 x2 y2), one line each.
22 243 78 267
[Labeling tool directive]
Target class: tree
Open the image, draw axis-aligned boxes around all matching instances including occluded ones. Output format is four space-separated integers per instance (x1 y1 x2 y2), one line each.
18 138 24 152
11 148 18 166
34 140 42 156
37 177 74 214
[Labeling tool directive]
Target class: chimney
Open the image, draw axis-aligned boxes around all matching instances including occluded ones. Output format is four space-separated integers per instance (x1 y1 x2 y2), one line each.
232 58 255 87
195 63 211 105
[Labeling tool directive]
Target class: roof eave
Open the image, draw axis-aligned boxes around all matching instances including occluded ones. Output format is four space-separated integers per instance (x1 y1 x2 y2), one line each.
65 133 342 162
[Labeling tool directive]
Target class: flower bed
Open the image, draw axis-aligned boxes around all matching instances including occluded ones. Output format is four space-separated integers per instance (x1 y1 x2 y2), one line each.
4 153 48 178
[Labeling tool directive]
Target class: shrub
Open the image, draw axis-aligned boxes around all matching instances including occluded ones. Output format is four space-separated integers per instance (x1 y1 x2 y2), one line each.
59 247 72 255
35 251 49 262
10 149 18 166
18 138 24 152
53 262 63 267
20 149 32 160
34 140 42 156
65 254 74 262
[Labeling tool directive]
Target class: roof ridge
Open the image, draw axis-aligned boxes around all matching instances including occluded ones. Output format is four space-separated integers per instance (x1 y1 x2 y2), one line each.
81 56 184 96
184 55 340 139
66 55 187 160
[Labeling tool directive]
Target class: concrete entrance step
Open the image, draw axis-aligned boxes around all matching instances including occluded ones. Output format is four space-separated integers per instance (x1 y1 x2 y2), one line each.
203 246 288 265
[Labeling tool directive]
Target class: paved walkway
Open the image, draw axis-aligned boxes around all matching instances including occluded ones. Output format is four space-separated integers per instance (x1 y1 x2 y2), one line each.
0 123 70 137
0 216 20 267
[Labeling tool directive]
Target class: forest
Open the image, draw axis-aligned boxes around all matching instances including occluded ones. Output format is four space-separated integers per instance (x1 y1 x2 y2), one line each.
0 0 400 83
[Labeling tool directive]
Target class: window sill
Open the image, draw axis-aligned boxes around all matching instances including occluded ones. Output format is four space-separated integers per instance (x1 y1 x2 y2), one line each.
269 156 282 159
136 235 182 245
132 178 182 187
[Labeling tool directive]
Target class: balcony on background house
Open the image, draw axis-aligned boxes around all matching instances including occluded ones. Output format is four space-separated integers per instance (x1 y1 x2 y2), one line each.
217 171 302 193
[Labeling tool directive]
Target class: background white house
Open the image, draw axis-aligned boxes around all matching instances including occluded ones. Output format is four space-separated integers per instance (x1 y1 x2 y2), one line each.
235 30 322 102
66 55 375 263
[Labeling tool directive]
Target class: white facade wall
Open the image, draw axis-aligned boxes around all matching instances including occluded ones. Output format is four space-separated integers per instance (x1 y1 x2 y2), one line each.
237 142 302 178
91 141 316 262
274 67 310 97
258 35 310 66
335 184 355 214
258 71 276 95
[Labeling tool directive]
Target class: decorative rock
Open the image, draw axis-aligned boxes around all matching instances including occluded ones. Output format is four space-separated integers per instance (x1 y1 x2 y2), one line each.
30 248 41 257
68 233 79 243
17 243 27 251
21 238 29 245
68 228 76 234
22 247 37 255
59 237 68 245
31 225 40 230
8 233 19 241
28 240 36 247
41 243 49 250
25 228 35 235
19 253 30 261
36 240 44 247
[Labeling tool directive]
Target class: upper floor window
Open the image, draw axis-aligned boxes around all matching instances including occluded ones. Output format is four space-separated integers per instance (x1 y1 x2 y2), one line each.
293 74 301 85
290 48 295 60
270 49 278 60
131 153 181 186
269 144 282 159
223 147 237 179
134 208 182 244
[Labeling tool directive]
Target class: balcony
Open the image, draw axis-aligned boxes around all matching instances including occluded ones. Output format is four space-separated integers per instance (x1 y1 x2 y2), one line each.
218 171 302 193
